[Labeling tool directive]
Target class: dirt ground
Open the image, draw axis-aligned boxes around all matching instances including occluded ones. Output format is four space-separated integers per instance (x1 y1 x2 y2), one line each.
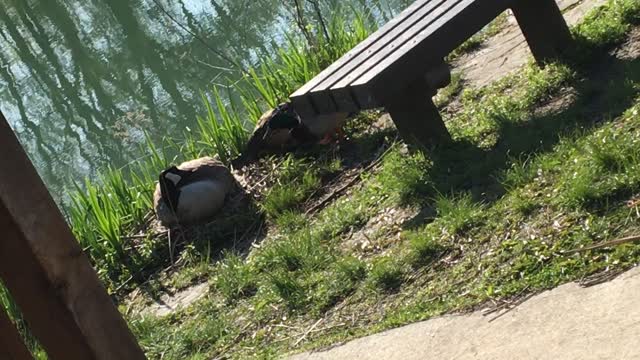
455 0 608 88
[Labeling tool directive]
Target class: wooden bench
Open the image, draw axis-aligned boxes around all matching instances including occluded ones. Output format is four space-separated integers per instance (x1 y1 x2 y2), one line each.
289 0 572 147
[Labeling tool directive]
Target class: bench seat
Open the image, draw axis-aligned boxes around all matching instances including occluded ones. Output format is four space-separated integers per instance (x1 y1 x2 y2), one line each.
290 0 572 147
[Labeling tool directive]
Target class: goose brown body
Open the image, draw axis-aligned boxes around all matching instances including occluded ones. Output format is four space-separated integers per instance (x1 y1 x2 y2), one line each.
153 157 234 227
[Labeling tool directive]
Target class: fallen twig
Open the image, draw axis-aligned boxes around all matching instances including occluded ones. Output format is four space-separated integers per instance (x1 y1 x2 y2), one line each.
579 270 624 287
305 144 393 216
122 233 152 240
482 285 531 317
487 292 536 323
294 318 324 346
564 234 640 255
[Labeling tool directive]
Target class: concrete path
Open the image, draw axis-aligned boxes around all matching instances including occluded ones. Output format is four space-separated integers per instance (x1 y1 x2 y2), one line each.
291 266 640 359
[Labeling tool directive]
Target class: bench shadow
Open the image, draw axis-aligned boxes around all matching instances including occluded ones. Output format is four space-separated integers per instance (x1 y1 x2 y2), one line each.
402 51 640 230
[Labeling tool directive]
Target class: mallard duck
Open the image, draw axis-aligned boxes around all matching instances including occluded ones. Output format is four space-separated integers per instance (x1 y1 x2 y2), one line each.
247 102 309 152
300 111 348 145
153 157 235 227
235 102 348 166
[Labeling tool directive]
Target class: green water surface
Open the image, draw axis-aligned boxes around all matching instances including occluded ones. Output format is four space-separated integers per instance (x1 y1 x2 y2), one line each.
0 0 408 204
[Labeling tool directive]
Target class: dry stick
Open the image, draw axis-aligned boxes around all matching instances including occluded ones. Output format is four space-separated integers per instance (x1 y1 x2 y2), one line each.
121 233 151 240
294 318 324 346
564 234 640 255
579 270 624 288
482 285 531 317
487 292 536 323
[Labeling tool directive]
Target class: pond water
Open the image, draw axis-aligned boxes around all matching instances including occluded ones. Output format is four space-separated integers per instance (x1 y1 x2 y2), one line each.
0 0 411 205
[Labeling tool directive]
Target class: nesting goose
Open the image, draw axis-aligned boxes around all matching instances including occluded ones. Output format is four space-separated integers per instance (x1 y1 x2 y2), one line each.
153 157 235 227
237 102 348 165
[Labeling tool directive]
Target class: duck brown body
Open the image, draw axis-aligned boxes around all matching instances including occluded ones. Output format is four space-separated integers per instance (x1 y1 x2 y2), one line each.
236 102 348 166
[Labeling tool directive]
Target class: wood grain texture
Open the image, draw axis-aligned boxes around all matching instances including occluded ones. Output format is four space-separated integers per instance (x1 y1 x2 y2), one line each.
289 0 432 99
0 111 146 360
330 0 458 92
290 0 510 114
289 0 572 148
358 0 510 95
309 0 448 112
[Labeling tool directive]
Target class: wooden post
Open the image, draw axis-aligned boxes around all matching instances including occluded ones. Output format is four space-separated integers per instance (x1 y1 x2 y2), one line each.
0 306 33 360
0 111 146 360
511 0 572 64
384 72 452 149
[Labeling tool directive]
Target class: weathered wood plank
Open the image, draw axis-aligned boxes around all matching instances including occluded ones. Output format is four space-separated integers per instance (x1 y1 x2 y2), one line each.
354 0 508 102
290 0 432 100
0 201 93 359
291 0 436 116
0 111 146 360
291 0 571 128
0 306 33 360
290 94 317 119
308 0 449 113
510 0 572 64
327 0 456 93
337 59 452 112
328 86 362 113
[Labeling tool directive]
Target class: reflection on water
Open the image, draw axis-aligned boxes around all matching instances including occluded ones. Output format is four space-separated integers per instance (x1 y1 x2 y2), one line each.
0 0 409 204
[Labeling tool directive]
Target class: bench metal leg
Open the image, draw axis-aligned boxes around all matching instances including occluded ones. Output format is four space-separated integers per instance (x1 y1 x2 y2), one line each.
511 0 572 64
386 88 451 149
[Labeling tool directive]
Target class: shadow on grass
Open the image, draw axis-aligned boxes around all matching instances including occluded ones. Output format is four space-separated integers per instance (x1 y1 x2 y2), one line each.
117 181 264 301
403 51 640 230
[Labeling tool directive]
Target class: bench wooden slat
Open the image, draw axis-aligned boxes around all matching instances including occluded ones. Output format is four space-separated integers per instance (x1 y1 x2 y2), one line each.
290 0 430 99
306 0 448 113
323 0 456 92
352 0 509 104
290 0 434 117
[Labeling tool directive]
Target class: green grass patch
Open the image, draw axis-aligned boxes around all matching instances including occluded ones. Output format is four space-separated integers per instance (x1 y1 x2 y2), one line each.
369 257 405 293
407 232 445 268
213 253 258 304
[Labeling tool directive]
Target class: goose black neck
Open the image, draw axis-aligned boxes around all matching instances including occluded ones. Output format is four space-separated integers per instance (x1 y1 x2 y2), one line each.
159 167 184 212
